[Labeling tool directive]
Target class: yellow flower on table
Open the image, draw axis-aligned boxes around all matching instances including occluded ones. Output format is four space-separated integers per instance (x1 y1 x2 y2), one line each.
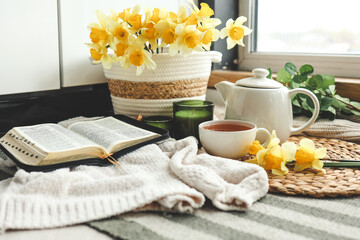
220 16 252 49
248 140 264 155
246 131 297 176
294 138 327 174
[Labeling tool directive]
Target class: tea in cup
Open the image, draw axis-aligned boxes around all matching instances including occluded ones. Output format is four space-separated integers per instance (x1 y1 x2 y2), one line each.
198 120 271 159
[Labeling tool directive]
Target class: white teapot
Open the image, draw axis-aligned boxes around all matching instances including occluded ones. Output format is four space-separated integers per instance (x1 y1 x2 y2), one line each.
215 68 320 142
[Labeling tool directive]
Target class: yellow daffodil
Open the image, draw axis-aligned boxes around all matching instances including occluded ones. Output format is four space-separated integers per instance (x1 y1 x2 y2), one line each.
139 22 159 49
171 24 204 56
119 4 142 32
248 140 264 155
87 4 251 74
198 21 220 50
246 131 297 176
155 20 177 48
169 5 188 24
107 20 130 43
220 16 252 49
294 138 327 174
88 10 109 48
87 43 113 69
122 39 156 75
187 0 214 21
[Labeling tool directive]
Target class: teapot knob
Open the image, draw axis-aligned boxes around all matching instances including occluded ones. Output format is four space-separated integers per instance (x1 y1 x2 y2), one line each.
252 68 269 79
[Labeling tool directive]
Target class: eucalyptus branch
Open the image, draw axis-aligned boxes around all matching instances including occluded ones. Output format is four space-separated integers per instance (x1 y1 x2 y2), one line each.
272 62 360 119
298 76 360 112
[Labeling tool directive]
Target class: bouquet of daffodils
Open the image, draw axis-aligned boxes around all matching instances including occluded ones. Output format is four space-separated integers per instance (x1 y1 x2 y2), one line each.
87 1 252 75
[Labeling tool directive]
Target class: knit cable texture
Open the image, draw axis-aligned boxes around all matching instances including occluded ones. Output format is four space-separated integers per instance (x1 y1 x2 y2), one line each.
0 137 268 231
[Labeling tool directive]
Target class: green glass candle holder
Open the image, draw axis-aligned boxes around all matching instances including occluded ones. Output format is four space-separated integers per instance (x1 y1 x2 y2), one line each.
142 115 173 136
173 100 214 141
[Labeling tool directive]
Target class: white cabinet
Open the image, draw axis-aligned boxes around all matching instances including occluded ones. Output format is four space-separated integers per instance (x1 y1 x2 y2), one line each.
0 0 190 94
59 0 189 87
0 0 60 95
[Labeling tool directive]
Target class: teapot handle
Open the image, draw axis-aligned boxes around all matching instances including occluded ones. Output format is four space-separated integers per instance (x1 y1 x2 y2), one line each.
289 88 320 135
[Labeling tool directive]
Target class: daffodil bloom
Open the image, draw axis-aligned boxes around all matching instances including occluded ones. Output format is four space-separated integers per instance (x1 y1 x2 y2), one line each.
107 20 129 43
151 8 161 23
185 13 198 25
87 43 113 69
220 16 252 50
155 20 177 48
87 4 251 74
139 22 159 49
246 131 297 176
187 0 214 21
248 140 264 155
171 24 203 56
123 40 156 75
294 138 327 174
171 6 188 24
120 5 142 32
198 21 220 50
87 10 109 47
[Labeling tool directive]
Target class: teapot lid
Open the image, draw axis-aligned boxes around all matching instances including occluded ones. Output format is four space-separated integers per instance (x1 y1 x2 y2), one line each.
235 68 284 89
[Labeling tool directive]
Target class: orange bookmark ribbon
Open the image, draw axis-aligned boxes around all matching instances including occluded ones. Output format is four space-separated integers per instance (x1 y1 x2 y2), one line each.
101 153 120 166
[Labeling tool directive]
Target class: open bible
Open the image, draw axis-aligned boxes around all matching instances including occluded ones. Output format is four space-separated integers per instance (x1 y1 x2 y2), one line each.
0 115 168 171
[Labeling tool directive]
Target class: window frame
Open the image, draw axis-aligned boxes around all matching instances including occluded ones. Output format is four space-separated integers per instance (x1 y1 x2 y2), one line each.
238 0 360 78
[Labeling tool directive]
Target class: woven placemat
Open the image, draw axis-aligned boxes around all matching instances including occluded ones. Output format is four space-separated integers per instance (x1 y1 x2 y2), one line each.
267 136 360 198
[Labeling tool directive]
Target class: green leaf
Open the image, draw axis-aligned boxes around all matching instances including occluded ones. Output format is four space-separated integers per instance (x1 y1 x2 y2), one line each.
320 96 335 111
267 68 272 79
328 85 336 96
292 105 302 114
299 94 314 111
350 101 360 109
276 68 292 83
332 95 350 111
308 75 323 89
326 106 337 116
320 74 335 89
285 62 297 75
334 94 350 103
293 74 307 83
290 80 301 89
350 109 360 115
292 75 302 83
305 95 315 110
349 101 360 115
292 96 301 107
299 64 314 76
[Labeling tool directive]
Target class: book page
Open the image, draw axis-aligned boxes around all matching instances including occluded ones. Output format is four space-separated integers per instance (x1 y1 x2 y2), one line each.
68 117 159 152
14 123 100 153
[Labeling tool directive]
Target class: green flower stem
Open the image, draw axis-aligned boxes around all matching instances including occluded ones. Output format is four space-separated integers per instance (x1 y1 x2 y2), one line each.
324 162 360 168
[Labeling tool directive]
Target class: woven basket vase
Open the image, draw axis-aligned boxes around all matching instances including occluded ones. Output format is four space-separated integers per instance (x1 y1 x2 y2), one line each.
103 51 222 118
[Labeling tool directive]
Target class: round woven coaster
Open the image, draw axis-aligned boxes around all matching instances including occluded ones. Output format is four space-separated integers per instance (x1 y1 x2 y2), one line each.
267 136 360 198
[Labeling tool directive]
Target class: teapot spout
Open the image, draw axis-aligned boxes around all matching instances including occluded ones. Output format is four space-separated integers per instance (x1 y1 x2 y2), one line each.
215 81 234 104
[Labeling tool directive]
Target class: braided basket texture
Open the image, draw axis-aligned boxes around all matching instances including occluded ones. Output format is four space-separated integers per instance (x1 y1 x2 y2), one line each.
103 51 222 117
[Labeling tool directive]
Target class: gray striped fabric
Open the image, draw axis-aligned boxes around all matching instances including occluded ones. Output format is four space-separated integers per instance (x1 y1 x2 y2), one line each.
1 155 359 240
87 194 360 240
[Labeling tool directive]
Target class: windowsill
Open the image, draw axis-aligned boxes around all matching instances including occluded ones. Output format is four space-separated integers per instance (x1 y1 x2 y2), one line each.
208 70 360 101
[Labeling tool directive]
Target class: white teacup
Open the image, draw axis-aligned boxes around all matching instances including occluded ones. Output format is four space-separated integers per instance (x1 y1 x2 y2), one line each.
199 120 271 159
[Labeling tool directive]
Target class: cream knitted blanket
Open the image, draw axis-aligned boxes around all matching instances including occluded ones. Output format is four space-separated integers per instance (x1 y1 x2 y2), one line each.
0 137 268 231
